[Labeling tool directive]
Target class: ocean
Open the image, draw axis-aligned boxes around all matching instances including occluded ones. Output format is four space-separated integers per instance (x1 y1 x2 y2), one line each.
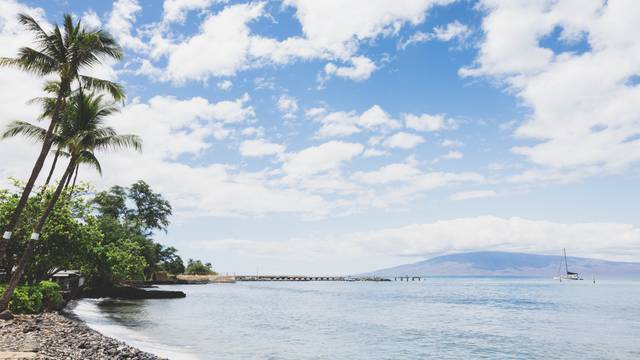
72 278 640 359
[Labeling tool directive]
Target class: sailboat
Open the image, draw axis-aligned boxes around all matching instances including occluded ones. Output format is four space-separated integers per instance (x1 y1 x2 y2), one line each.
554 248 583 281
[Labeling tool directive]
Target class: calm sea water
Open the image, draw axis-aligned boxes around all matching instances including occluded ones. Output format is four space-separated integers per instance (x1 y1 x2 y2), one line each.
72 278 640 360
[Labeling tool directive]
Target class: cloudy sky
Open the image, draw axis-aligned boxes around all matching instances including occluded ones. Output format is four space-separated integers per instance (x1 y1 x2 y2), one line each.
1 0 640 274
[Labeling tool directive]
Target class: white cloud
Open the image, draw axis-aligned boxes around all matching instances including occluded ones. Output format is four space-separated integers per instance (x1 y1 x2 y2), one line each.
239 139 285 158
108 95 253 160
383 132 425 149
162 0 223 24
240 126 264 137
309 105 402 138
324 56 377 81
308 109 360 138
441 139 463 147
404 113 457 132
0 0 51 187
400 20 470 49
107 0 147 51
432 20 471 41
358 105 401 130
217 80 233 90
81 9 102 29
96 95 331 218
283 0 454 52
283 141 363 178
352 160 483 207
355 163 421 184
277 94 299 120
443 150 463 160
138 0 456 83
462 0 640 175
451 190 497 201
165 2 264 81
362 148 389 158
203 216 640 261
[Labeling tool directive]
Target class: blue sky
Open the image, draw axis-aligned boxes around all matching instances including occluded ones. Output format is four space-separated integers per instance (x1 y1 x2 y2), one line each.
1 0 640 274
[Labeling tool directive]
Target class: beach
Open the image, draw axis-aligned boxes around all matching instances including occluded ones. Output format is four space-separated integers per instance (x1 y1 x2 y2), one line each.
0 312 163 360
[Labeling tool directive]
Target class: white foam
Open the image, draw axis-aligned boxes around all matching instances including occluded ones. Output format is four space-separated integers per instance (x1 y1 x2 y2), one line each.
72 300 199 360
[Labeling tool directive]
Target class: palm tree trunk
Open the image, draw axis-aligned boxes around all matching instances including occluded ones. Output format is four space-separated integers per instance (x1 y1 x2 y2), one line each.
70 164 79 192
63 167 73 190
0 92 65 262
0 158 75 312
43 150 60 188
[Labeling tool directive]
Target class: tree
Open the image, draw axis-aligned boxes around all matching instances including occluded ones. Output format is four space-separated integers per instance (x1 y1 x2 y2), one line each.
0 93 141 312
93 181 175 280
1 179 183 291
185 259 216 275
0 13 124 261
157 246 185 275
128 181 172 235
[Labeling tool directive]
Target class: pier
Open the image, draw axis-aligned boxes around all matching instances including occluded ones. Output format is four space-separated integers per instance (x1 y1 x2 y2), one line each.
235 275 391 282
394 276 423 281
157 275 425 284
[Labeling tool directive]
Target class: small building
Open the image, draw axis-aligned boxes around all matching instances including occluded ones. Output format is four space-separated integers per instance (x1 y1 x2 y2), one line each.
49 270 85 291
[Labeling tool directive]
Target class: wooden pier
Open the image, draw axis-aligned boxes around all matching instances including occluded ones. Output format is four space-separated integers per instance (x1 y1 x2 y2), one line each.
235 275 391 282
394 276 423 281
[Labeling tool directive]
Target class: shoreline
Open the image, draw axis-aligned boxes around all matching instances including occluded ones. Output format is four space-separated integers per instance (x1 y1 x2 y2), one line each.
0 310 166 360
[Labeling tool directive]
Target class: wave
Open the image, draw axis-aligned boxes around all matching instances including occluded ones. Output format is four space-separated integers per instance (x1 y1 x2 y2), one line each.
71 299 199 360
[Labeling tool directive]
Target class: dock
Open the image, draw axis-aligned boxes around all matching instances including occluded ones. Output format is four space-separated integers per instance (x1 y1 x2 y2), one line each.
235 275 391 282
149 275 424 284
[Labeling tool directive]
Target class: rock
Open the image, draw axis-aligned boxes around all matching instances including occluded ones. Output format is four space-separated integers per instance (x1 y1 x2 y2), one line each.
22 325 39 333
0 351 38 359
0 313 166 360
81 285 186 299
0 310 13 321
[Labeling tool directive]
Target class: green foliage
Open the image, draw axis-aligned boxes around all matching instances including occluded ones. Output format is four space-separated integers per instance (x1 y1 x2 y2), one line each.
158 246 185 275
38 280 63 310
1 179 187 289
104 240 146 282
92 181 176 280
128 181 172 235
185 259 216 275
0 281 62 314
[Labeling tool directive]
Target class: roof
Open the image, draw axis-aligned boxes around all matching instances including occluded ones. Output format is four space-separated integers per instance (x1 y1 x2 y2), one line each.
51 270 82 277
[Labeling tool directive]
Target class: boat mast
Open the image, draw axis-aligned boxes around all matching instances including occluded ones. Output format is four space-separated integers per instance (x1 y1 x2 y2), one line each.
563 248 569 274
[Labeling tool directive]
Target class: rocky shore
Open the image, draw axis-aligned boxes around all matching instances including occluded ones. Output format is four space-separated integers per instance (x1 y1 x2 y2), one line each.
0 312 165 360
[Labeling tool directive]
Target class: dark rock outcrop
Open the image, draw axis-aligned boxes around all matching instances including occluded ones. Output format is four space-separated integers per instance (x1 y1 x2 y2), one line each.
81 286 186 300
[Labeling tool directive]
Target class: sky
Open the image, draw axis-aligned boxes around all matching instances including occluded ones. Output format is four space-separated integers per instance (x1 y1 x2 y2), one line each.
1 0 640 275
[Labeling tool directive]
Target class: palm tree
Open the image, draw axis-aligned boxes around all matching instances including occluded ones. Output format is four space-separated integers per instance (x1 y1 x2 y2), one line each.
0 14 124 260
0 92 141 312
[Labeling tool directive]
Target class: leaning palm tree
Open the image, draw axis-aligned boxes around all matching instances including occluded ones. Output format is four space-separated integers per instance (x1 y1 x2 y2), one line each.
0 92 141 312
0 13 124 260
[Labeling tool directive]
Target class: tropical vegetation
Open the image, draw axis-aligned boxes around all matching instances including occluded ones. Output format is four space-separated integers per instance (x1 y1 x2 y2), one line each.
185 259 217 276
0 13 210 313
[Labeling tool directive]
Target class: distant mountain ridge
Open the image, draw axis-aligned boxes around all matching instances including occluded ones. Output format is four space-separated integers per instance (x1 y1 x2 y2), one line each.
369 251 640 278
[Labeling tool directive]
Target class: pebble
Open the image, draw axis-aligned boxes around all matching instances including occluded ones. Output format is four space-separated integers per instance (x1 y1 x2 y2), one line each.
0 312 165 360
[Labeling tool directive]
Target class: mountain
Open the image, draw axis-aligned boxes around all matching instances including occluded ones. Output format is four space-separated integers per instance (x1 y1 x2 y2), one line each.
369 251 640 278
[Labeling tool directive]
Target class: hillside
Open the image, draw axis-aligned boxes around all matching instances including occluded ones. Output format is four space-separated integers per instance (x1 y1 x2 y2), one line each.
370 251 640 278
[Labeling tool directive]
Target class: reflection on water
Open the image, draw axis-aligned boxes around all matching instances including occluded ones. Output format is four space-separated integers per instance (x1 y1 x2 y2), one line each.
73 278 640 360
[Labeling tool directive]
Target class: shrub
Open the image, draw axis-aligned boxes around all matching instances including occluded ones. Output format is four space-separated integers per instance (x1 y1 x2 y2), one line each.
39 280 63 311
0 281 62 314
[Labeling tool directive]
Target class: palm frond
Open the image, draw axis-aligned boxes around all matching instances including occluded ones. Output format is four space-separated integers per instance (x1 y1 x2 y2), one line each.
93 134 143 152
0 48 57 75
79 76 125 101
77 150 102 175
17 14 50 44
1 121 48 142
